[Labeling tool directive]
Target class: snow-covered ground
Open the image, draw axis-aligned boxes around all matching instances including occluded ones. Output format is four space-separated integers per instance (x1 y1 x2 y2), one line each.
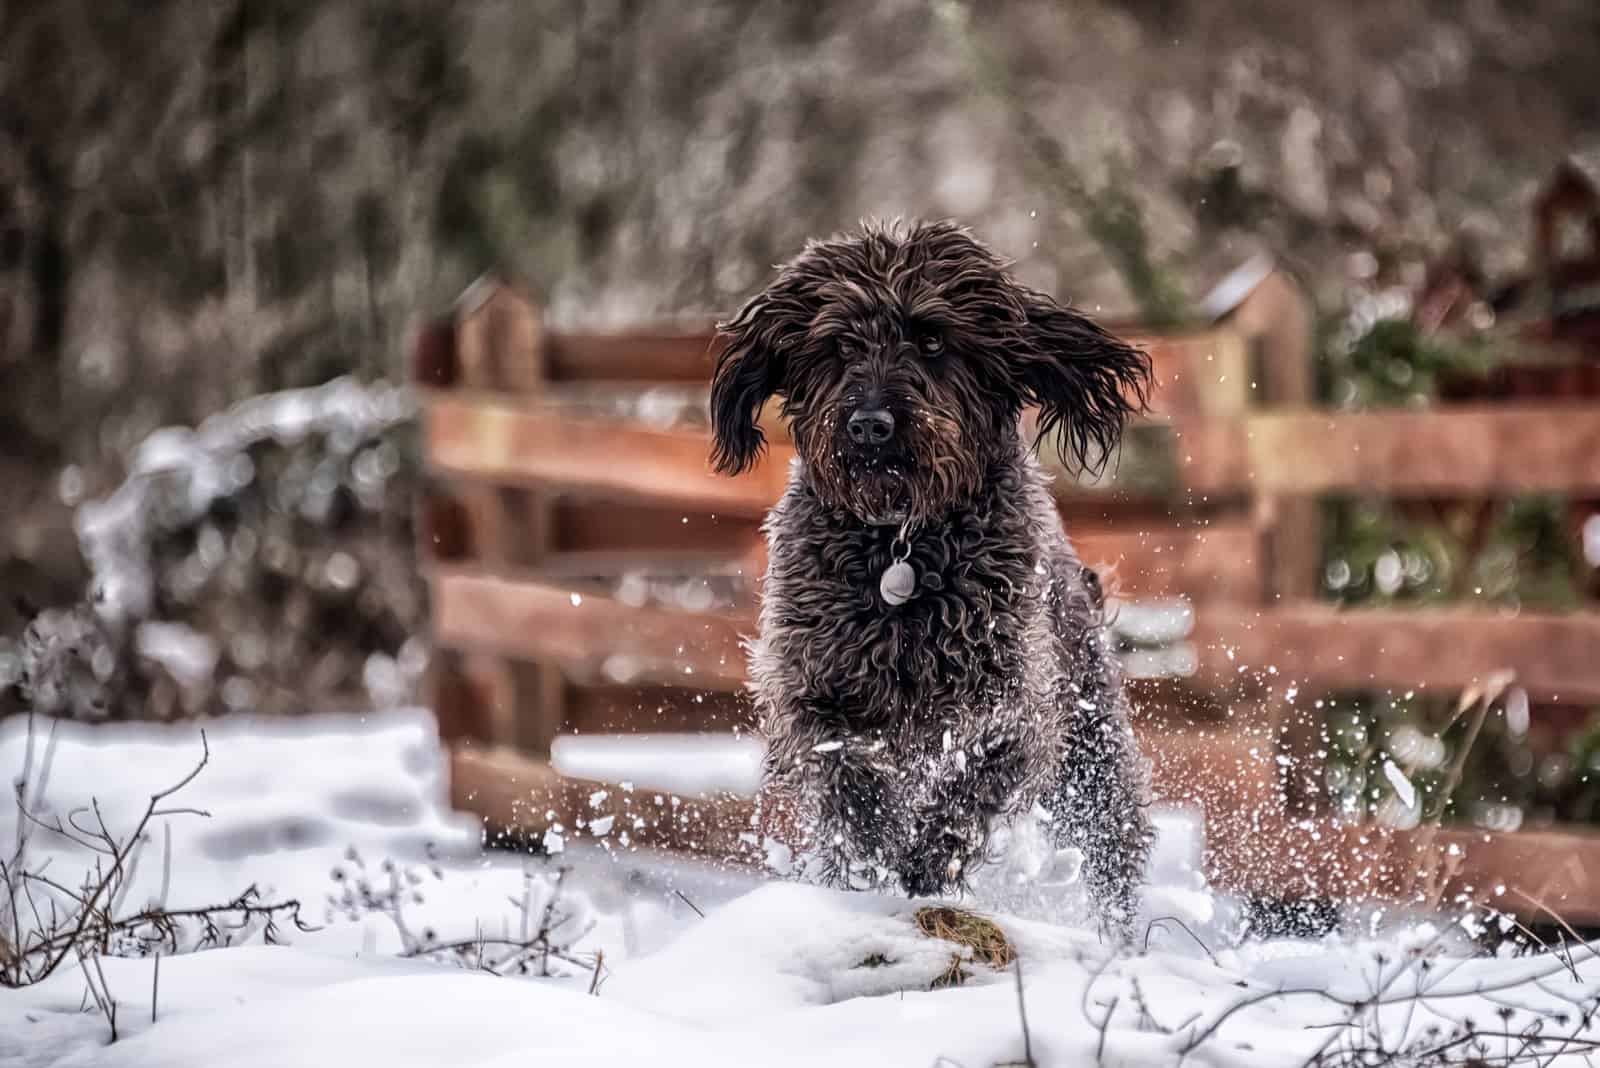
4 710 1599 1068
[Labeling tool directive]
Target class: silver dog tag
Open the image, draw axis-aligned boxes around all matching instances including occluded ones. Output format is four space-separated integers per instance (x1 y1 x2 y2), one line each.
879 560 917 605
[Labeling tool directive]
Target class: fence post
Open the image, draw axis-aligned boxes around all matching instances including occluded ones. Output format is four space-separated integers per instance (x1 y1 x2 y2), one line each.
1240 270 1323 815
444 277 567 757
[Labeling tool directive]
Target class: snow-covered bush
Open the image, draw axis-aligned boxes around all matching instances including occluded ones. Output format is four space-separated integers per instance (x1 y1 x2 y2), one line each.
3 377 426 723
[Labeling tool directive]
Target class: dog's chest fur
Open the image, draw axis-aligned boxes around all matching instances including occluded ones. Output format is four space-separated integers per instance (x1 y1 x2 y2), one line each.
751 451 1080 753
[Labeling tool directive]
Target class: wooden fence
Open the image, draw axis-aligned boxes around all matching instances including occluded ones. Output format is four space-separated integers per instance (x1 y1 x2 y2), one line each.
415 275 1600 922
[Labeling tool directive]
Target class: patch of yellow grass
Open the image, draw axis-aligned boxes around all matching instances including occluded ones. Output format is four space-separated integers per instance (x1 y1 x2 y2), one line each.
913 906 1016 988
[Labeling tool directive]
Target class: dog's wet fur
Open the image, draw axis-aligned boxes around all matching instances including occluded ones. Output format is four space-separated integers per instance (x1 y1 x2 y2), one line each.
710 221 1154 937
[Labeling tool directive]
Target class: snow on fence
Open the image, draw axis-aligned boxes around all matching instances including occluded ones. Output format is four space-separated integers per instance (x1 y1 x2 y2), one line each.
414 275 1600 921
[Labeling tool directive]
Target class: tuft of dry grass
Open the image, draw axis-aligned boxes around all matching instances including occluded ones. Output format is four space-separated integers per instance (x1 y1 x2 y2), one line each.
913 906 1016 989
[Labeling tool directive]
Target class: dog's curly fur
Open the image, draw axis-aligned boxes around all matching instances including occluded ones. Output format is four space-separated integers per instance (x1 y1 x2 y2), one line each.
710 221 1154 936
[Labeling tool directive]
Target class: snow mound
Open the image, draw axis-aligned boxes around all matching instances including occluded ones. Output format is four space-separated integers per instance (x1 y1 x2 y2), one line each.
11 878 1600 1067
0 708 618 964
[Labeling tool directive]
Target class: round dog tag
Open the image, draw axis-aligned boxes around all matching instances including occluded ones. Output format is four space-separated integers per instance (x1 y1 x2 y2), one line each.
879 560 917 605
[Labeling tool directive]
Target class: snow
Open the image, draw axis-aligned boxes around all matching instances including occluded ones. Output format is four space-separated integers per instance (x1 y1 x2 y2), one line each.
0 709 700 987
1382 758 1417 810
6 711 1600 1067
552 732 763 798
131 623 219 689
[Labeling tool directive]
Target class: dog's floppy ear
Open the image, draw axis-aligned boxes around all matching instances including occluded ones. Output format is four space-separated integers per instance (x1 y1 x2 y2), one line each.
1013 288 1152 475
709 286 792 475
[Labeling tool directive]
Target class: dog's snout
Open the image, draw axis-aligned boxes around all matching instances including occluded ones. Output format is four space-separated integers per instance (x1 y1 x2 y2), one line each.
846 407 895 447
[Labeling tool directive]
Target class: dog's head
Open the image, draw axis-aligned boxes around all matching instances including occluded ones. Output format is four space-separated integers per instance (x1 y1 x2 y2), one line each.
710 221 1151 522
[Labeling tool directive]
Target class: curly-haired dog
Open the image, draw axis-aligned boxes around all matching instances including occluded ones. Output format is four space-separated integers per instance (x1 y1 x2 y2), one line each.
709 221 1155 936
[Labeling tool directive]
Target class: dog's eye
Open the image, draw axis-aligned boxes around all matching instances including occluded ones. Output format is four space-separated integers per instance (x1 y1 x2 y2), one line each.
916 331 945 357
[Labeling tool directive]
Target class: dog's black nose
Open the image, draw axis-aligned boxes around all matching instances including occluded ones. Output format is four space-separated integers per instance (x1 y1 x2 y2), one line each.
846 407 895 447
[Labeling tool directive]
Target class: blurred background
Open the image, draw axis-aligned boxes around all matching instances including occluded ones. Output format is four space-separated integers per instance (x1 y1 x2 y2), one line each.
3 0 1600 846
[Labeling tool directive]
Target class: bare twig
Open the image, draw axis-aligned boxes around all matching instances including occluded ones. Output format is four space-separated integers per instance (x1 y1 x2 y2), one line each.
1427 672 1512 823
1012 958 1035 1067
76 943 117 1042
363 858 592 978
1143 915 1220 967
4 729 315 992
671 888 705 918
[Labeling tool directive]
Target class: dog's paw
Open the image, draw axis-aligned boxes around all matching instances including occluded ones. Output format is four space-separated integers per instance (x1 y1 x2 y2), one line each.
896 822 979 898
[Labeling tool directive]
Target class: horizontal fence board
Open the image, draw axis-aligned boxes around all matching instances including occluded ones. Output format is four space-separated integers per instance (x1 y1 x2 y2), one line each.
565 684 753 734
426 398 1600 508
553 499 761 555
553 677 1252 739
1435 823 1600 925
428 488 1259 601
448 730 1600 922
430 573 1600 701
535 678 1242 742
546 329 723 384
426 397 792 519
450 723 1282 864
425 395 1259 510
1074 519 1262 603
1193 605 1600 701
431 568 749 692
529 327 1249 420
1210 818 1600 925
451 743 754 856
1249 406 1600 494
442 402 1600 500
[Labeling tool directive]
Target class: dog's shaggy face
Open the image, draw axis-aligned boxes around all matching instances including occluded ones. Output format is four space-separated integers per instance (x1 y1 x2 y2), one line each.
710 221 1150 522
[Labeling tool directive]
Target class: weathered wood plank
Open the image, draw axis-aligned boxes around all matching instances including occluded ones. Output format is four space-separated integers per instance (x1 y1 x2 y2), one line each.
425 400 1600 511
425 398 793 519
563 684 753 734
1073 519 1262 603
1209 817 1600 925
456 278 545 393
1191 605 1600 702
449 724 1280 867
547 504 1257 600
546 329 724 384
427 400 1600 515
433 572 1600 702
552 499 763 561
536 327 1247 419
450 743 757 857
1138 329 1252 418
426 396 1258 511
1249 406 1600 495
430 569 750 692
448 728 1600 922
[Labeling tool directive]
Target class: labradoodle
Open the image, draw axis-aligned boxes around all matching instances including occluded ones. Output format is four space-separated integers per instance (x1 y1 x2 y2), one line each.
709 221 1155 936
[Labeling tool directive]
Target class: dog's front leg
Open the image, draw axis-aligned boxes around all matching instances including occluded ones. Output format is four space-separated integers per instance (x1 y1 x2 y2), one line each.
898 719 1036 897
768 721 908 886
815 734 913 886
1050 691 1153 945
